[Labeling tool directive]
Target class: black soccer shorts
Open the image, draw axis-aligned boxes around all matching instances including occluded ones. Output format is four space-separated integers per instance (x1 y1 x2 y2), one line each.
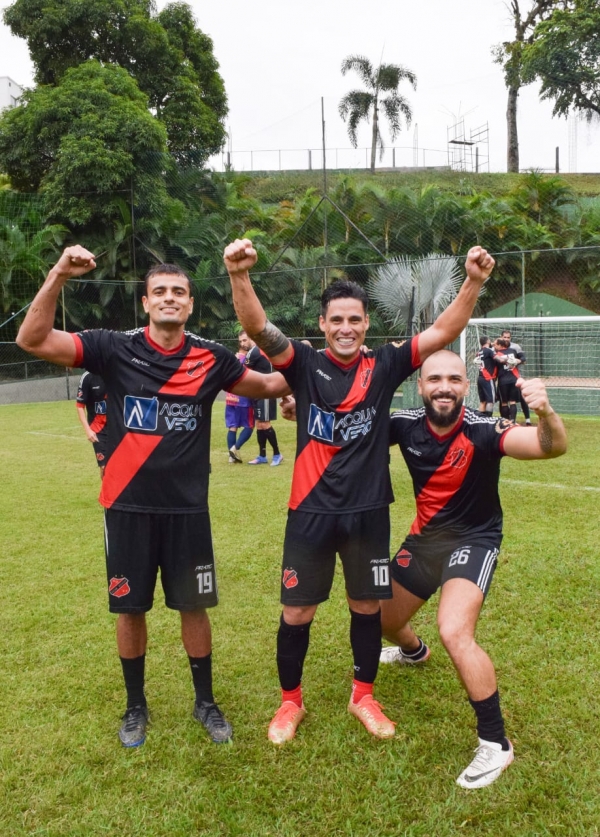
104 509 219 613
253 398 277 422
280 507 392 605
92 430 108 468
389 533 502 601
477 377 496 405
498 378 520 404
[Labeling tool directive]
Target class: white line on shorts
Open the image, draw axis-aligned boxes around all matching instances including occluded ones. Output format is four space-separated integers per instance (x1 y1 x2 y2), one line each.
503 478 600 493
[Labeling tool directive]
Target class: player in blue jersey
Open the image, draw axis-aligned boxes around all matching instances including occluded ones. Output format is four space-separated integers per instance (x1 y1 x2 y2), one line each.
17 245 289 749
224 237 495 744
380 350 567 788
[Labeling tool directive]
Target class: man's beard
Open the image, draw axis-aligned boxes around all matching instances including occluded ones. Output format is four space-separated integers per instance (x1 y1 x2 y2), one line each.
423 394 464 428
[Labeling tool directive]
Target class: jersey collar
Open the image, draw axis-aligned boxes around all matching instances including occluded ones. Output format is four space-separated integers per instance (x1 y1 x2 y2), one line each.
426 406 466 441
324 348 361 370
144 326 186 355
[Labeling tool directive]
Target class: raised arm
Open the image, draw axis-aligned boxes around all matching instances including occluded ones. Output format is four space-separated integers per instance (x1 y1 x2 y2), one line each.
223 238 293 365
230 370 291 400
417 246 495 361
16 245 97 366
502 378 567 460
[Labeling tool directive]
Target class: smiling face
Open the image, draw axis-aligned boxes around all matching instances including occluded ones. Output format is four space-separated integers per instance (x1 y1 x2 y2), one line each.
142 273 193 328
319 297 369 362
418 351 470 431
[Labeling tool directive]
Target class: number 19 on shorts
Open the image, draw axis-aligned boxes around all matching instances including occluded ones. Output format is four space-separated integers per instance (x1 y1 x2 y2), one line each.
371 564 390 586
196 570 214 595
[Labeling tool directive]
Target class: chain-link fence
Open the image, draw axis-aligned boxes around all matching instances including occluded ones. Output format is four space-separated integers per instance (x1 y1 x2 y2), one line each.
2 163 600 408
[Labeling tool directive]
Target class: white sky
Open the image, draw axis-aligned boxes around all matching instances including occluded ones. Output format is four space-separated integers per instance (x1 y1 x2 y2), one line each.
1 0 598 174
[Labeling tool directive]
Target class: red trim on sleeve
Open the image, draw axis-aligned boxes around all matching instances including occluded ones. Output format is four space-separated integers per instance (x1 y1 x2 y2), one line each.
411 335 422 369
272 343 296 370
499 423 520 455
72 333 84 367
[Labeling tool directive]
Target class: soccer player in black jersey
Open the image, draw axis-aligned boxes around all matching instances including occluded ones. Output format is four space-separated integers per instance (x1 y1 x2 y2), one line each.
501 329 532 425
381 350 567 788
224 237 495 744
474 335 497 415
495 337 525 422
16 245 288 749
76 370 108 477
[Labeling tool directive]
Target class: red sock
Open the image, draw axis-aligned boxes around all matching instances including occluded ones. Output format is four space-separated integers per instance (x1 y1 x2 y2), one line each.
351 679 373 705
282 685 303 707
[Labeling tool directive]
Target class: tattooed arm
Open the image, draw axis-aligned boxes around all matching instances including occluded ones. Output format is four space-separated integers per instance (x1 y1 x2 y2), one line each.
502 378 567 460
223 238 293 365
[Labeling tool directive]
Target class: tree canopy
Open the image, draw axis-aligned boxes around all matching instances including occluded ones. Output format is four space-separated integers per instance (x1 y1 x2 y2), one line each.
339 55 416 173
3 0 227 160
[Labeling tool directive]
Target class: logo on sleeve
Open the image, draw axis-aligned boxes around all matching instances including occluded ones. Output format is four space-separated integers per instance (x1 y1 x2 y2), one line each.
124 395 158 431
308 403 335 443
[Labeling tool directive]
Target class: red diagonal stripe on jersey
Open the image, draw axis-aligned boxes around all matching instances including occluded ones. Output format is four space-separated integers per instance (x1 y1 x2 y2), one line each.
409 432 475 535
338 355 376 411
90 415 107 432
159 347 217 396
100 433 163 509
289 440 341 510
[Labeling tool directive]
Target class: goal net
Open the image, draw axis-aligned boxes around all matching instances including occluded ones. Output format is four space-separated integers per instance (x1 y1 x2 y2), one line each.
460 316 600 416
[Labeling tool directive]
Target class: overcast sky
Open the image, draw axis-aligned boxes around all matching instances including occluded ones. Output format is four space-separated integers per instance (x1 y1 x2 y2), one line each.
1 0 598 174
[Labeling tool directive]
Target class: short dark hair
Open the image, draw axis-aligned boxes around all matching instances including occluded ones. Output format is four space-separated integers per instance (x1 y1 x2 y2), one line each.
479 335 490 347
144 263 192 296
320 279 368 317
501 329 511 338
497 337 510 349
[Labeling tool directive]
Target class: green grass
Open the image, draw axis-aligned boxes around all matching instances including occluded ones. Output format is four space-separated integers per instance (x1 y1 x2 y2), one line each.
1 402 599 836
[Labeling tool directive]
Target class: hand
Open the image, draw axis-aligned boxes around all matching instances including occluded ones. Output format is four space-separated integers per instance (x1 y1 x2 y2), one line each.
54 245 97 279
279 395 297 422
464 246 495 285
86 429 99 443
223 238 258 276
517 377 553 418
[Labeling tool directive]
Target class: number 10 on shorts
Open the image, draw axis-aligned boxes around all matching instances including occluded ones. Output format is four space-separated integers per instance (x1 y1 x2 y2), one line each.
371 564 390 586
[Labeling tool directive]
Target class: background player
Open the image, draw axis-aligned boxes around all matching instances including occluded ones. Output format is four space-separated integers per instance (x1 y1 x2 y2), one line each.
495 337 524 422
501 329 532 425
381 350 567 788
473 335 497 415
239 330 283 466
16 245 288 749
76 370 108 477
225 333 254 463
224 237 495 745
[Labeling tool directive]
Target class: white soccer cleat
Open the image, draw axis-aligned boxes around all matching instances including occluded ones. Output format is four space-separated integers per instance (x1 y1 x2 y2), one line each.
456 738 514 789
379 643 431 665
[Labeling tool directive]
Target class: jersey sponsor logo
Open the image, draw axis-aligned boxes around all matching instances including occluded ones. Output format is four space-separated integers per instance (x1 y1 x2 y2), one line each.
407 446 422 457
124 395 158 431
109 576 130 598
395 548 412 568
159 401 200 431
186 359 205 378
334 406 376 441
131 357 150 367
308 403 335 443
282 568 299 589
316 368 332 381
95 400 107 415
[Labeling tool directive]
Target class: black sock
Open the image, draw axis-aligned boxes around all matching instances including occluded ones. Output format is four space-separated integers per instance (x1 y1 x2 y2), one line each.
520 397 531 420
276 615 312 691
500 404 509 419
120 655 147 709
400 637 427 660
189 653 214 705
469 689 509 749
257 429 267 458
265 427 280 455
349 609 382 684
509 403 518 422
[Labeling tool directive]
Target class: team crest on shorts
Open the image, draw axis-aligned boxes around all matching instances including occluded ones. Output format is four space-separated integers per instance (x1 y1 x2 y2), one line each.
395 549 412 568
109 576 131 598
282 568 299 589
96 452 105 461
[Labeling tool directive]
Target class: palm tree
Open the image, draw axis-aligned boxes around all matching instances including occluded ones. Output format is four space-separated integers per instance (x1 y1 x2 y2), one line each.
339 55 417 173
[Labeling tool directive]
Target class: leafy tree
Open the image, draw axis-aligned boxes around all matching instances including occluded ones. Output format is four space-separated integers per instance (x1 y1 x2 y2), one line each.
0 61 168 226
3 0 227 161
521 0 600 120
492 1 569 173
339 55 416 173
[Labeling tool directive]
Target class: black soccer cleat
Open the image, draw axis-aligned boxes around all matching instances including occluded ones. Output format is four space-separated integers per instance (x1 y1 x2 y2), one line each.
193 701 233 743
118 705 149 748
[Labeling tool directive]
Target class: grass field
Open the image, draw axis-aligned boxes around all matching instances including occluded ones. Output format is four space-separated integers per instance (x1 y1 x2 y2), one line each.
0 400 599 837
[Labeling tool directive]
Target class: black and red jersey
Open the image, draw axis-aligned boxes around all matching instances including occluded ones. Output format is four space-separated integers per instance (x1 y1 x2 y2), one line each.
76 370 107 432
475 346 497 381
496 346 525 383
389 407 517 539
274 338 421 513
72 326 246 513
244 345 272 374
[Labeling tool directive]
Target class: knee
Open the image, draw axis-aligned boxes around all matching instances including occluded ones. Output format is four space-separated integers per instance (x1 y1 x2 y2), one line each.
438 619 472 656
282 605 316 626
